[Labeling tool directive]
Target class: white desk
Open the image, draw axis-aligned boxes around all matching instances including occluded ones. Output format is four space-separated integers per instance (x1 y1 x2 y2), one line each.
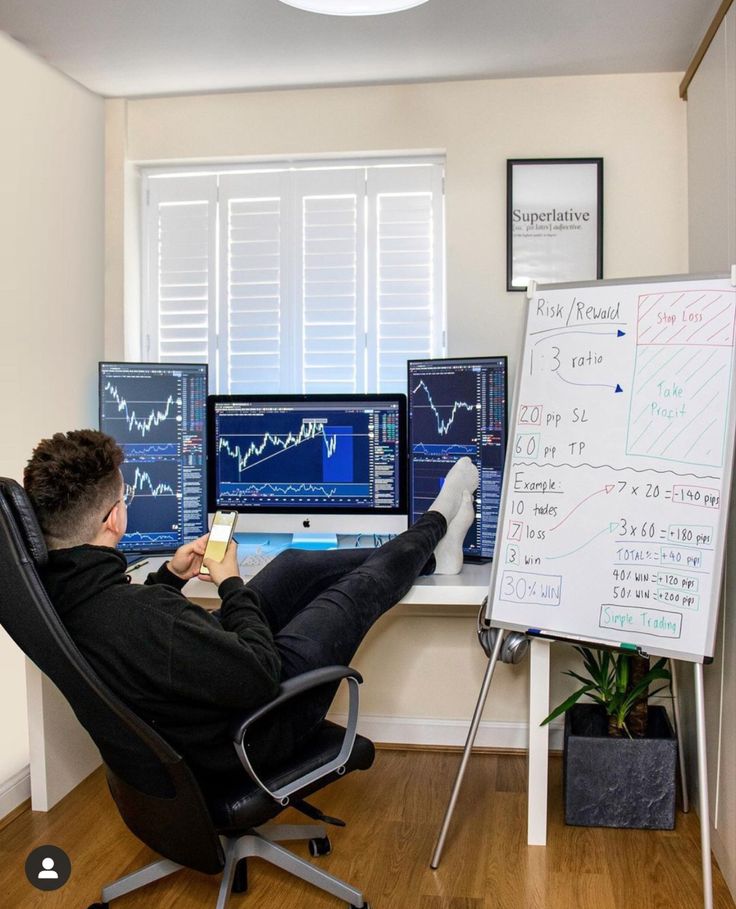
527 639 551 845
28 560 493 811
177 557 492 610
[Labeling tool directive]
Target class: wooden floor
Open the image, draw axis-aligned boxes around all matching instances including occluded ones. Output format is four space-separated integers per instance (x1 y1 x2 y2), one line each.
1 750 733 909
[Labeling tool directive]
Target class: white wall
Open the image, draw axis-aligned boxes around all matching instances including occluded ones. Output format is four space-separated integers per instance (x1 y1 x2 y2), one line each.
106 71 688 747
0 32 105 813
686 5 736 899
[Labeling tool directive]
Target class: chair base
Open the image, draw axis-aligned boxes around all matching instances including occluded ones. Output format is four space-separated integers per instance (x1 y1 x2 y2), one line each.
97 823 368 909
101 857 183 902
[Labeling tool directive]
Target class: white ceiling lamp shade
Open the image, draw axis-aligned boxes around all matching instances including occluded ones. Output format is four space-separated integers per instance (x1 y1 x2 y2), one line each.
278 0 429 16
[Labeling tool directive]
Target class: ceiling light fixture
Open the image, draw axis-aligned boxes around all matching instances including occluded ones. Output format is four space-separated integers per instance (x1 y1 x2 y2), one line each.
278 0 430 16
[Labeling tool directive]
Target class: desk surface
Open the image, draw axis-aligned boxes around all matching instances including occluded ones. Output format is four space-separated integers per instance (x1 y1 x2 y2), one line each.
132 556 492 608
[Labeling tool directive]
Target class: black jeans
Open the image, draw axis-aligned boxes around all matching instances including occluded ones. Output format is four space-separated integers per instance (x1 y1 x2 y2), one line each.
242 511 446 762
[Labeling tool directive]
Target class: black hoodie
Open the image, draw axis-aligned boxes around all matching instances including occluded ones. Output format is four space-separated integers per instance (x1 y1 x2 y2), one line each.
41 545 282 779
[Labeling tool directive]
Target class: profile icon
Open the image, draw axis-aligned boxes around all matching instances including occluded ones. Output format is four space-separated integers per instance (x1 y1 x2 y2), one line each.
25 845 71 891
38 857 59 879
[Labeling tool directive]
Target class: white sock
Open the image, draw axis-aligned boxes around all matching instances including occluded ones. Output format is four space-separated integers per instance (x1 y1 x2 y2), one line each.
428 457 479 523
434 490 475 575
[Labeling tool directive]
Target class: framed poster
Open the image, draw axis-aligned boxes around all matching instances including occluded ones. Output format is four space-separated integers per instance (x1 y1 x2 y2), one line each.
507 158 603 292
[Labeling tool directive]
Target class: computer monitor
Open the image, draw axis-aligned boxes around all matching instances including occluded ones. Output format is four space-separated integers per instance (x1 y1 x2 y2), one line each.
207 394 407 534
408 356 507 560
99 362 208 554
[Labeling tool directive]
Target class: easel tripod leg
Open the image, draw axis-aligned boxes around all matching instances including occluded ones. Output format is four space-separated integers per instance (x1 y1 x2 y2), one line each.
694 662 713 909
430 631 504 869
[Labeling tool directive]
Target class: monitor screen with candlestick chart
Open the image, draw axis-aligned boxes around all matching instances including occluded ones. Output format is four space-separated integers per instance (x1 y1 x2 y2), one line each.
99 361 208 555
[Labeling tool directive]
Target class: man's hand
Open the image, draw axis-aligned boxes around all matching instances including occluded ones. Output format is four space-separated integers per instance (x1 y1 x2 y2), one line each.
167 534 208 581
201 539 241 587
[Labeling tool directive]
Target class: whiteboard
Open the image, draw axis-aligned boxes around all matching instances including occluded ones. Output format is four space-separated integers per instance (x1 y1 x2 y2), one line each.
486 274 736 661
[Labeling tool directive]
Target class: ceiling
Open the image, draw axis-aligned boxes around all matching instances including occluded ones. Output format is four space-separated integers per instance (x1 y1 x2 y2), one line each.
0 0 720 99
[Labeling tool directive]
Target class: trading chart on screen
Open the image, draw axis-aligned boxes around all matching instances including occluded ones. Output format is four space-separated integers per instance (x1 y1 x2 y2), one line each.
99 362 208 553
210 397 404 512
409 357 507 559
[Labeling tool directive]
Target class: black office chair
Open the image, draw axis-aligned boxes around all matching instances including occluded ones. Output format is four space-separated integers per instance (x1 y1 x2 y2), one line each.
0 478 374 908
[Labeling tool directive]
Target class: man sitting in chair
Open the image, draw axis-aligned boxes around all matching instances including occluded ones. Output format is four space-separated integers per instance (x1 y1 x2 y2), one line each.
24 429 477 782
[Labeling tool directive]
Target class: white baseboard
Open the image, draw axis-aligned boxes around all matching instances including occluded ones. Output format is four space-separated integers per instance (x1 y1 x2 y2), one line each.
0 766 31 822
327 713 564 752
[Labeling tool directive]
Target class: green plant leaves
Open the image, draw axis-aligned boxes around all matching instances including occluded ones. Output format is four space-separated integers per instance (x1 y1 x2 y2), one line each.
542 648 672 736
540 683 596 726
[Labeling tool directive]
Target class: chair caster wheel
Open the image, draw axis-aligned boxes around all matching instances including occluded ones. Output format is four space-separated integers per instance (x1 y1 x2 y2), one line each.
349 903 371 908
309 836 332 857
87 903 109 908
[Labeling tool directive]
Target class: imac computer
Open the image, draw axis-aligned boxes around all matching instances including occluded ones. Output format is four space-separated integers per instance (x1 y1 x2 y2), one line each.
207 394 407 535
99 362 208 555
408 356 507 560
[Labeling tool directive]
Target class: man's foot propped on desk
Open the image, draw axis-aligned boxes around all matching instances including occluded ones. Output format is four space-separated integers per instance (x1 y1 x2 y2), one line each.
434 489 475 575
428 457 479 523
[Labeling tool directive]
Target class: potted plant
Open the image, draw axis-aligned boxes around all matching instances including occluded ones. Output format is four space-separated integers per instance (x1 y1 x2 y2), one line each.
543 647 676 829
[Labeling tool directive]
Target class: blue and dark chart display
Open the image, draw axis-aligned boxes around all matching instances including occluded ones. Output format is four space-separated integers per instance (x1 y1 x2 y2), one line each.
409 357 507 559
99 362 208 553
210 396 405 512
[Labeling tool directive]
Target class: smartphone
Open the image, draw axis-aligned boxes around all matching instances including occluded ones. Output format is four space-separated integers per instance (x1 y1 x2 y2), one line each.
200 511 238 576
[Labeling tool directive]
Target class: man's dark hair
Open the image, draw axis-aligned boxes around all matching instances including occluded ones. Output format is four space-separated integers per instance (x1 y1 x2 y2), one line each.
24 430 124 549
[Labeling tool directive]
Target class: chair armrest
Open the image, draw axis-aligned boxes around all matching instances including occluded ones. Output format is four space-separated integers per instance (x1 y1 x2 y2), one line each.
229 665 363 743
230 665 363 806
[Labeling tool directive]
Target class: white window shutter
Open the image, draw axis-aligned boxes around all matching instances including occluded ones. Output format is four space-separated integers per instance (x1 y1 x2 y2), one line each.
141 158 445 395
295 169 366 394
219 172 290 394
142 175 217 370
366 164 445 393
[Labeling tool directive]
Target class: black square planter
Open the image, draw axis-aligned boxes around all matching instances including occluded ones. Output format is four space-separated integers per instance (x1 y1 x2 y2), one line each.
563 703 677 829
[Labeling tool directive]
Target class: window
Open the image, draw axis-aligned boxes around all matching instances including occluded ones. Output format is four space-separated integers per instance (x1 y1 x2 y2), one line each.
141 158 445 393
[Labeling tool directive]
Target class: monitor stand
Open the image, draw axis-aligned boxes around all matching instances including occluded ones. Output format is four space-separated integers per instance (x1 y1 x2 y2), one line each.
290 532 339 550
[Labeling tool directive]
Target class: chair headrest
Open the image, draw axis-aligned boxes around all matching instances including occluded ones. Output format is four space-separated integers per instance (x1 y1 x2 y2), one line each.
0 478 48 569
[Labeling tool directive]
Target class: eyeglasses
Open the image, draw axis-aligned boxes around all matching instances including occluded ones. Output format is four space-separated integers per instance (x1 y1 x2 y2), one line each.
101 486 133 523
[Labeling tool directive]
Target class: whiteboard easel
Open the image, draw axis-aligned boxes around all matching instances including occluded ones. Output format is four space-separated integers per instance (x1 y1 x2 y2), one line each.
432 272 736 909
